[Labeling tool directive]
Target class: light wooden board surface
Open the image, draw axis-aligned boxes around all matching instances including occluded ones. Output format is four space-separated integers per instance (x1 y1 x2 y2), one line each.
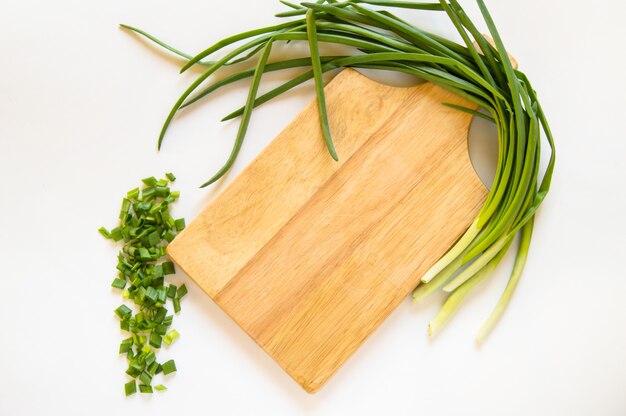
167 68 487 392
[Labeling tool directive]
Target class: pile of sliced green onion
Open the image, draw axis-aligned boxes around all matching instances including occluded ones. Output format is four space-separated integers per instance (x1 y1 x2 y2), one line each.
100 174 185 395
122 0 555 342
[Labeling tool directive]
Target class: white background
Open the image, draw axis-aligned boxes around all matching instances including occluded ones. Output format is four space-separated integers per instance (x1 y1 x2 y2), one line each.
1 0 625 415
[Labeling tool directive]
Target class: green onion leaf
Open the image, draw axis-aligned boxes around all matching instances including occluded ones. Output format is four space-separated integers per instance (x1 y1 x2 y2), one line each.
141 177 158 187
162 360 177 375
174 218 185 231
163 329 180 346
119 338 134 354
176 284 188 299
139 384 153 394
162 262 175 275
167 285 177 299
111 278 126 290
114 304 132 319
139 371 152 386
124 380 137 396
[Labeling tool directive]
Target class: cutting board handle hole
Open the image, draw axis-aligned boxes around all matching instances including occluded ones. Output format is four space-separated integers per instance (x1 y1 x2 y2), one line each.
468 108 498 190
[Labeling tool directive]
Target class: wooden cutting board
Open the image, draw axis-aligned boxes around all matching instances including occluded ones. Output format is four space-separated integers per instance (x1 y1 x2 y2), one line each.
167 68 487 393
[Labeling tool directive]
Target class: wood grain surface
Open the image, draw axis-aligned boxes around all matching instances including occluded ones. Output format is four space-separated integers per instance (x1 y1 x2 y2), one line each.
167 68 488 393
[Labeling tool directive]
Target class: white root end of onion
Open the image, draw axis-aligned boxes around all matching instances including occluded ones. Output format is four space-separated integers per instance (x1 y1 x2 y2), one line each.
421 218 481 283
442 234 510 292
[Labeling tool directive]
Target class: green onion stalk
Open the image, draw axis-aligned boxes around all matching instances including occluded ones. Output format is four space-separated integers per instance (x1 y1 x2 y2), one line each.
121 0 555 342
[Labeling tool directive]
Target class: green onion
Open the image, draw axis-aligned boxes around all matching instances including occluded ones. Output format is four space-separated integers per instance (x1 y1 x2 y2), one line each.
127 187 140 199
126 365 141 378
155 324 168 336
306 9 338 160
123 0 555 342
114 304 132 318
101 174 187 394
125 380 137 396
141 176 157 187
162 261 175 275
155 384 167 391
147 361 159 376
139 371 152 386
163 329 180 346
176 284 188 299
162 360 177 375
119 338 134 354
119 24 214 65
149 332 163 349
146 351 157 366
111 278 126 290
167 285 177 299
139 384 153 394
174 218 185 231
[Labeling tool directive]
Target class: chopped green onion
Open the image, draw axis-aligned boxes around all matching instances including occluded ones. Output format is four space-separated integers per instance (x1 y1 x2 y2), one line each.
162 262 175 275
119 338 133 354
165 172 176 181
120 319 130 331
110 227 123 242
142 187 156 199
126 365 142 378
125 380 137 396
174 218 185 231
163 230 177 242
100 174 187 393
154 384 167 391
148 230 160 246
127 187 140 199
157 287 167 304
162 359 177 375
147 361 159 376
139 384 153 394
155 324 168 336
111 278 126 289
139 371 153 386
145 287 158 303
149 332 163 349
167 285 177 299
141 176 158 187
176 284 188 299
163 329 180 346
154 307 167 323
145 351 157 365
114 304 132 318
155 186 169 198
